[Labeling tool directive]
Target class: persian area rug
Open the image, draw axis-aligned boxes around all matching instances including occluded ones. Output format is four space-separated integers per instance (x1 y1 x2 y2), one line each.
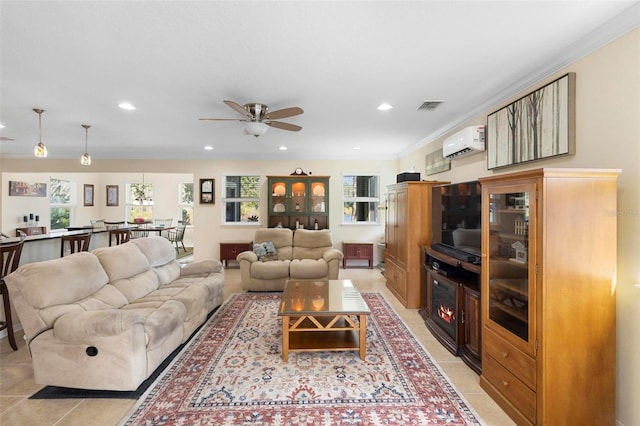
120 293 481 425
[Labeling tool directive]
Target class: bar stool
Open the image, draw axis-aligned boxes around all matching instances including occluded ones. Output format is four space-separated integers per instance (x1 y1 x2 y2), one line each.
60 232 92 257
109 228 131 246
1 239 25 351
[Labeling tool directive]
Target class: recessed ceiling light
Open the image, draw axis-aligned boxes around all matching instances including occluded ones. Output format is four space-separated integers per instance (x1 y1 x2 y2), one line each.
353 146 361 150
377 103 393 111
279 146 288 150
0 123 5 128
118 102 136 111
204 145 214 151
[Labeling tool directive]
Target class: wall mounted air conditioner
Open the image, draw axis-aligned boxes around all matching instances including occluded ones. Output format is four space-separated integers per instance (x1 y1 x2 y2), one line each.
442 126 485 160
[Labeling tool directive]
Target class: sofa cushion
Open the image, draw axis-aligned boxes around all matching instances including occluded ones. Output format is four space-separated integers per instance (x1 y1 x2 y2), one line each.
290 258 329 279
93 242 151 282
254 228 293 260
251 259 291 280
130 236 176 267
8 252 109 309
292 229 333 260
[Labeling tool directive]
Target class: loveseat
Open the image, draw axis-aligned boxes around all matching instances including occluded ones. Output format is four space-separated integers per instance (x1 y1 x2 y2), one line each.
236 228 343 291
4 236 224 391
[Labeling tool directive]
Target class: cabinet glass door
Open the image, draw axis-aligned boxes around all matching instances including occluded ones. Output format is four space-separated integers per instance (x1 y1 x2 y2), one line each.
487 187 533 343
310 181 326 213
270 180 287 214
290 180 307 213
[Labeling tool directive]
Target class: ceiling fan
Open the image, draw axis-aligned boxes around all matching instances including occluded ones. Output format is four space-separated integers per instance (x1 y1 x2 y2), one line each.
199 100 303 137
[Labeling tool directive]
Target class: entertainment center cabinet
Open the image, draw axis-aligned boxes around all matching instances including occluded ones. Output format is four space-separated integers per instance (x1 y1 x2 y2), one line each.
420 246 482 374
384 181 446 308
479 168 619 426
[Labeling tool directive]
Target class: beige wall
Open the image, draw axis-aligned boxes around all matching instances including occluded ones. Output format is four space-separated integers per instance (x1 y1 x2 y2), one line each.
399 29 640 426
1 159 397 265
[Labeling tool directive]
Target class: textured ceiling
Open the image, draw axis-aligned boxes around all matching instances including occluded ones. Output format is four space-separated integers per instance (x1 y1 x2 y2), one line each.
0 1 638 161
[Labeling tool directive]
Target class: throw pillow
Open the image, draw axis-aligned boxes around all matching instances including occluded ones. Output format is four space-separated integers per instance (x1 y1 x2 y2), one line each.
253 240 278 261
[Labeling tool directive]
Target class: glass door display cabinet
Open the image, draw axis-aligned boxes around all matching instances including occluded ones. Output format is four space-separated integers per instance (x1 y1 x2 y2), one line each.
479 168 619 426
267 176 329 230
485 185 535 354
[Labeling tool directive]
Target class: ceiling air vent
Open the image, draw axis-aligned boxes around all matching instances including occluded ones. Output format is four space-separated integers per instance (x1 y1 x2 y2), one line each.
417 100 445 111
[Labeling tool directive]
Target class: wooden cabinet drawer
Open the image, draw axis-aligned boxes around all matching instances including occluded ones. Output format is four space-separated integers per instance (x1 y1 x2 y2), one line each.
385 259 407 301
484 327 535 389
483 354 536 423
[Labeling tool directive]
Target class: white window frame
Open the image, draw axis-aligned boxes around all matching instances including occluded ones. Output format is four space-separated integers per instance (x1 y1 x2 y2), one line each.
222 174 261 225
342 173 381 225
126 182 154 222
49 178 76 231
178 182 194 226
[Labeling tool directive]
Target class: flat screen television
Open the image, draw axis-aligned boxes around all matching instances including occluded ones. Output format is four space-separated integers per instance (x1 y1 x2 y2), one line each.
431 180 482 263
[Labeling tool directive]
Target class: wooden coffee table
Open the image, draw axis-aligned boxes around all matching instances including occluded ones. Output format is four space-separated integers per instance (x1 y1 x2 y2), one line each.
278 279 371 362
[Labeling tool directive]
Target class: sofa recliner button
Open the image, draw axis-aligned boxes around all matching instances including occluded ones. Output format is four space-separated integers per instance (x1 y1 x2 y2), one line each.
86 346 98 357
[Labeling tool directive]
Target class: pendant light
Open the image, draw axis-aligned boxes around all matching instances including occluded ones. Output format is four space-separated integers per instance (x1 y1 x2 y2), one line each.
33 108 47 157
80 124 92 165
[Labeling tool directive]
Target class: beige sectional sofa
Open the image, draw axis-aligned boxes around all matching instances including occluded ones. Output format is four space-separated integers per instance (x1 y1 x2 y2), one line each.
237 228 343 291
5 236 224 391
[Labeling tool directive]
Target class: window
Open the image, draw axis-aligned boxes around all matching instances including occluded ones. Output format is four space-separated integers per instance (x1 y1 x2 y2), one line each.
50 178 74 230
343 175 380 224
223 175 260 224
126 182 154 222
179 182 194 225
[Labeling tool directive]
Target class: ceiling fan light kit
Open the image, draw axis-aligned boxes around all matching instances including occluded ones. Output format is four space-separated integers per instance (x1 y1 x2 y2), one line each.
200 100 304 137
32 108 47 158
246 121 269 137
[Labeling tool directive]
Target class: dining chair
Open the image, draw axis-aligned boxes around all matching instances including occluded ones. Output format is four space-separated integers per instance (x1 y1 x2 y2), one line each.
104 220 125 230
60 232 92 257
90 219 105 229
1 238 25 351
109 228 131 246
166 221 187 253
154 218 173 228
128 221 149 239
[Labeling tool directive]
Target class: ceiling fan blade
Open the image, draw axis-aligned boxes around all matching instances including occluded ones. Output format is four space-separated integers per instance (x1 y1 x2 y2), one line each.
266 121 302 132
199 118 245 121
266 107 304 120
223 100 253 118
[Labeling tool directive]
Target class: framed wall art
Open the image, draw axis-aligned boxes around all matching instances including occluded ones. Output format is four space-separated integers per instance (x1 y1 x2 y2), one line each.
487 72 576 169
106 185 119 207
9 181 47 197
425 148 451 175
200 178 214 204
84 184 94 206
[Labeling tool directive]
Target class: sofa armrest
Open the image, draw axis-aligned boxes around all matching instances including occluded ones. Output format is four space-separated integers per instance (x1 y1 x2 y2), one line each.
236 250 258 263
54 310 146 342
322 248 344 263
180 259 223 276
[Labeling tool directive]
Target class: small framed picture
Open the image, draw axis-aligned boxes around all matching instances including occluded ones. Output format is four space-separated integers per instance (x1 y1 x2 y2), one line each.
106 185 119 207
200 178 214 204
84 184 94 206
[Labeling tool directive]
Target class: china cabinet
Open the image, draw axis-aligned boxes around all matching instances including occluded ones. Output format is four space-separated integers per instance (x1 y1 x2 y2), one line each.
385 181 446 308
479 168 619 425
267 176 329 230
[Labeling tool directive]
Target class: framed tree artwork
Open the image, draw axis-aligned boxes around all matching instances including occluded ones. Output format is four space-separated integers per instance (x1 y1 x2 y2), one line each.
200 178 214 204
106 185 119 207
84 184 94 206
487 72 576 169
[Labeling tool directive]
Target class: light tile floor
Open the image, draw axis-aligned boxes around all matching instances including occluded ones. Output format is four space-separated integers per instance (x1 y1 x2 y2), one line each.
0 266 515 425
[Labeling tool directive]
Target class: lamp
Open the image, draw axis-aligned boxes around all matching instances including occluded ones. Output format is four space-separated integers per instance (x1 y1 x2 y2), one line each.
246 121 269 138
33 108 47 157
80 124 92 165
